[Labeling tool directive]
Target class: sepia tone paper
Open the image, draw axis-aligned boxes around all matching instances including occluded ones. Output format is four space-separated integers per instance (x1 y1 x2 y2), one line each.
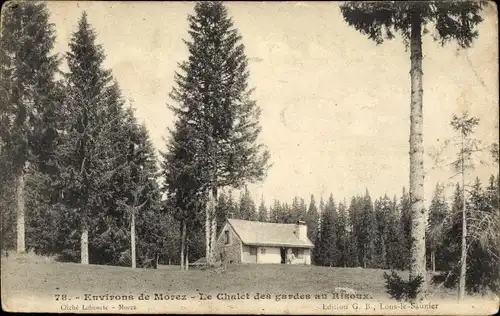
1 1 499 314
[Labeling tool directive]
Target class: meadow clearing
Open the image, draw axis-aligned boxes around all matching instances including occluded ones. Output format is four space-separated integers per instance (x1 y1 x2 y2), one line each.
3 252 499 314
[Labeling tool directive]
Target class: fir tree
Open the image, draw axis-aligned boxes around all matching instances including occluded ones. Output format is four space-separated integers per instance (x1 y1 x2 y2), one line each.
215 191 229 230
257 196 268 222
336 201 349 267
279 202 293 224
386 196 405 269
238 186 257 221
167 1 270 264
269 199 281 223
362 191 377 268
314 194 339 266
0 0 62 254
305 194 319 244
58 12 118 264
161 115 207 270
374 195 393 268
427 182 449 272
341 1 487 298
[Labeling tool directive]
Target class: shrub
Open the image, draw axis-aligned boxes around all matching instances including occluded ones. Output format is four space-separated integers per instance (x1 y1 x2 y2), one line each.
383 270 424 301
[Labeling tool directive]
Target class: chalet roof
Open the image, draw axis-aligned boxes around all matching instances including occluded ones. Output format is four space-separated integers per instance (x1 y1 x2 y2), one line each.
227 219 314 248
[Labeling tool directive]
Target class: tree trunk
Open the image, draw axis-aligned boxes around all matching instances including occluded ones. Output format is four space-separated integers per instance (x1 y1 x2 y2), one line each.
185 242 189 271
131 208 136 268
16 171 25 254
206 185 218 266
180 219 185 270
210 186 218 264
458 133 467 301
205 196 211 266
408 9 427 300
81 225 89 264
431 251 436 273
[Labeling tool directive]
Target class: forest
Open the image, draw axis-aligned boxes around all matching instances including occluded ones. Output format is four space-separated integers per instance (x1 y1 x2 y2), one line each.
1 0 498 301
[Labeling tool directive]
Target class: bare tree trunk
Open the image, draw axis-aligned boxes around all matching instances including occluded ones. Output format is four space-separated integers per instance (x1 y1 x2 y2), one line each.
180 219 185 270
131 208 136 268
210 186 218 264
81 224 89 264
458 133 467 301
185 241 189 271
205 195 211 266
409 9 427 300
206 186 218 266
431 251 436 273
16 171 25 254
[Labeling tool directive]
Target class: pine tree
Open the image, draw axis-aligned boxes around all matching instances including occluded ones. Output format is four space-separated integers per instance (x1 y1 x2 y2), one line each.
291 197 301 223
298 198 307 221
336 201 349 267
257 196 268 222
362 191 377 268
168 1 270 264
442 177 500 294
305 194 319 244
161 115 207 270
427 182 449 272
215 191 229 230
226 190 237 219
348 191 378 268
386 195 405 269
464 178 494 294
468 175 499 293
314 194 339 266
374 195 393 269
348 196 362 266
0 1 61 254
269 199 281 223
58 12 118 264
341 1 486 298
318 197 325 232
279 202 293 224
122 120 160 268
238 186 257 220
450 111 480 300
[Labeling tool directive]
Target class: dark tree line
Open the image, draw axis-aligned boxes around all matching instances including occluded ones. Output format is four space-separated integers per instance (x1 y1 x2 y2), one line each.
166 167 498 294
1 2 175 267
213 176 498 295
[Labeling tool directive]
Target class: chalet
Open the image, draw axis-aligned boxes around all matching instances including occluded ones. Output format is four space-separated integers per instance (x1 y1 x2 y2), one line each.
214 219 314 265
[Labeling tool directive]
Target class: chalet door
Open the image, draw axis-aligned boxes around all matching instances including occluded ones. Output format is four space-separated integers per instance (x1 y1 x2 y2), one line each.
280 247 286 264
249 246 257 263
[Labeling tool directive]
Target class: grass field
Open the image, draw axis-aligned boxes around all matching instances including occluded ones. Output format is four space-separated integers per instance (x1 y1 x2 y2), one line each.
1 251 457 300
1 254 498 315
1 253 498 315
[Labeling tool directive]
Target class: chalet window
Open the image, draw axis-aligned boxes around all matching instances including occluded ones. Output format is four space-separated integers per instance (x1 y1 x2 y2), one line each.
250 247 257 256
224 231 230 245
261 248 266 254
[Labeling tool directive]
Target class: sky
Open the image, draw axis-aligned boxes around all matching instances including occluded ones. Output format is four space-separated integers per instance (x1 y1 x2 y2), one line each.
46 1 499 208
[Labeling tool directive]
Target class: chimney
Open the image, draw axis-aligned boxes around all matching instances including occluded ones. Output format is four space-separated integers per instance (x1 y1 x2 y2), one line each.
294 220 307 240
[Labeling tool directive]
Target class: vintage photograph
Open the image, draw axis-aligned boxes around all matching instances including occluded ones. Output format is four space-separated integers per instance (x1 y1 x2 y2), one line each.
1 1 498 314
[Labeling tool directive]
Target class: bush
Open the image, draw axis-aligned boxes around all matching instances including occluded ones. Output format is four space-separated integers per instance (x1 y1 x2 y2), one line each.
383 270 424 301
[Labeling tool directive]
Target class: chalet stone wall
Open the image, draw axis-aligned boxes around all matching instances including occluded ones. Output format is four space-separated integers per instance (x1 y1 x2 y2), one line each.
214 223 241 264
